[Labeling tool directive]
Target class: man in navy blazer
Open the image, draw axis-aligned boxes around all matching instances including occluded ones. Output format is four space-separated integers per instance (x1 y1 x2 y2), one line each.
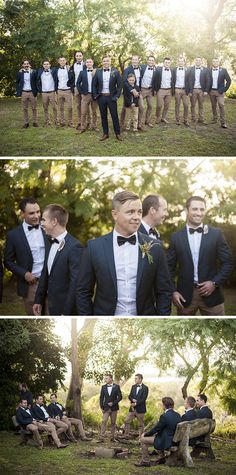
188 57 210 123
77 58 98 133
16 59 38 128
33 204 83 316
124 374 149 438
120 55 144 130
139 194 169 243
32 395 68 448
196 394 213 419
16 398 44 449
4 197 49 315
135 396 181 467
36 59 58 127
167 195 233 315
99 373 122 441
52 57 75 127
69 50 86 129
209 57 231 128
153 57 174 124
181 396 197 422
92 55 122 141
77 190 172 316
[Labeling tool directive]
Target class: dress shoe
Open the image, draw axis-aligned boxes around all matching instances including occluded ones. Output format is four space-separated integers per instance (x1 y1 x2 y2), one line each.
211 118 218 124
137 125 146 131
134 461 151 467
184 122 190 127
176 121 181 125
57 443 69 449
116 134 123 141
221 124 227 129
81 436 92 441
161 118 169 124
33 123 38 127
100 134 109 141
61 123 65 127
22 124 29 128
154 457 166 465
145 122 153 127
78 129 86 134
68 124 74 128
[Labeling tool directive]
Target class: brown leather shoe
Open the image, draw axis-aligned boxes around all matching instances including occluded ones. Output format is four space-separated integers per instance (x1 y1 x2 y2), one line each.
137 125 146 131
161 118 169 124
221 124 227 129
22 124 29 128
78 129 86 134
134 461 151 467
57 443 69 449
100 134 109 141
116 134 123 141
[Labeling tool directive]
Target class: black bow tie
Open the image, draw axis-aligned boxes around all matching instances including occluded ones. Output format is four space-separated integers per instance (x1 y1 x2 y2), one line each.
103 69 110 72
87 69 93 72
24 71 29 73
213 68 219 71
50 238 59 244
178 67 184 70
77 62 82 65
189 227 203 234
44 69 49 73
196 67 201 69
133 67 139 70
107 384 113 387
149 228 160 238
148 67 153 70
60 67 65 69
136 385 141 388
165 68 170 71
117 235 136 246
28 224 39 231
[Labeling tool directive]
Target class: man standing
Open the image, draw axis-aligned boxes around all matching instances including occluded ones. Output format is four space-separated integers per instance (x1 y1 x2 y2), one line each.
32 395 68 448
77 190 172 316
70 51 86 129
33 204 83 316
16 399 44 449
124 374 149 438
188 57 210 124
121 55 144 130
36 59 58 127
209 57 231 129
77 58 98 133
19 383 33 408
181 396 197 422
172 56 190 126
92 55 122 141
139 194 169 241
16 59 38 128
196 394 213 419
153 57 174 124
4 198 49 315
99 373 122 442
139 55 156 128
167 196 233 315
53 57 74 127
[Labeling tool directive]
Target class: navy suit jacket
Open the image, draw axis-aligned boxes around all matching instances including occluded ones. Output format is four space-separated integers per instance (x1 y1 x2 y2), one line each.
181 409 197 422
123 65 142 88
4 224 49 298
47 402 65 419
32 404 50 421
100 384 122 412
76 69 96 95
152 67 174 94
19 390 33 407
139 222 162 245
197 406 213 419
35 233 83 316
16 70 38 97
167 225 233 307
188 67 211 93
77 231 172 316
36 67 57 93
128 384 149 413
16 407 35 428
172 67 190 94
123 82 140 107
209 68 231 94
92 68 122 101
144 409 181 450
51 68 75 92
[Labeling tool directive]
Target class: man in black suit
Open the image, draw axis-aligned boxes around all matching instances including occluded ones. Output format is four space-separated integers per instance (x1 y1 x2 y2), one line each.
139 55 156 128
52 57 75 127
167 195 233 315
124 374 149 438
92 55 122 141
172 56 190 126
69 50 86 129
99 373 122 442
77 58 98 133
209 57 231 129
48 393 91 441
4 197 49 315
196 394 213 419
33 204 83 316
36 59 58 127
16 59 38 128
188 57 210 124
120 55 144 130
153 57 174 124
135 396 181 467
77 190 172 316
32 395 68 448
16 398 44 449
181 396 197 422
19 383 33 408
139 194 169 241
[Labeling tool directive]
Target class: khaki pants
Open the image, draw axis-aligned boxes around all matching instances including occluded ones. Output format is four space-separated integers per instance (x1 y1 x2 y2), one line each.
140 88 153 125
209 90 226 125
177 288 225 316
36 421 62 447
124 410 145 436
62 415 86 438
191 88 205 122
120 95 144 128
21 91 37 125
100 409 117 439
26 423 43 447
156 88 172 122
140 434 155 462
74 88 82 125
50 418 68 436
81 93 97 130
42 92 58 125
175 88 189 123
125 106 139 130
57 90 73 126
23 281 39 316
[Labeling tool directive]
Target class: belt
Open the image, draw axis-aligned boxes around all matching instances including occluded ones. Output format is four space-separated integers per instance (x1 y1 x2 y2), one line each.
142 87 152 89
58 89 71 91
100 93 110 96
160 87 171 90
175 87 185 90
193 88 202 90
42 90 55 93
22 90 32 92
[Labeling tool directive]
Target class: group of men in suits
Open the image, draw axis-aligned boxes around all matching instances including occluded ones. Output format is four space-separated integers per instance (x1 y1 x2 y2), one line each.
16 53 232 136
2 191 233 316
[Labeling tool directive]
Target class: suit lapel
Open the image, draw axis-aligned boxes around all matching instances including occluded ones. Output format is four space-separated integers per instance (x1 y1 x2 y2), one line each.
103 232 117 290
182 227 194 263
50 233 70 275
198 226 209 264
136 232 147 290
19 225 33 257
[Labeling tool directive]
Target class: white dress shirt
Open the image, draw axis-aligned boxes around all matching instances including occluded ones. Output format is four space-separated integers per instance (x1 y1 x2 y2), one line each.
87 70 93 93
133 68 141 84
37 404 50 419
175 68 185 88
58 68 70 90
22 221 45 278
113 230 138 316
102 69 111 93
140 220 157 239
187 224 203 283
194 67 202 88
161 68 172 88
136 384 142 395
107 384 113 396
47 231 67 275
74 62 84 83
23 72 32 91
41 70 55 92
141 67 154 88
212 68 219 89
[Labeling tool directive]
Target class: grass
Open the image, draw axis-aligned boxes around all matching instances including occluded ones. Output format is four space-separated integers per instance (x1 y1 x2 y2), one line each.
0 431 236 475
0 96 236 156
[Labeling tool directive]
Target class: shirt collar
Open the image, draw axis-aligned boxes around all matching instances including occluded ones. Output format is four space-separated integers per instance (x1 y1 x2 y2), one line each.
113 229 137 240
187 223 203 232
53 230 67 242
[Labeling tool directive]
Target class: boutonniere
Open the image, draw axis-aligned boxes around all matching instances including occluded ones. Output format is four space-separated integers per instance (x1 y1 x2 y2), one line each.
58 239 65 251
203 225 208 235
139 240 159 264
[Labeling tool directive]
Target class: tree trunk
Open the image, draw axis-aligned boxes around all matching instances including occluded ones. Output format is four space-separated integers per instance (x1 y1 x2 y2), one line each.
66 318 83 419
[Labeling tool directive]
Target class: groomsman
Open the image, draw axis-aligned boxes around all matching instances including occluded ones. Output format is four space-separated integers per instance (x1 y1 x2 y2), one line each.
16 399 44 449
32 395 68 447
99 374 122 442
167 196 233 315
33 204 83 316
209 57 231 129
153 57 174 124
196 394 213 419
4 198 49 315
77 190 172 316
92 56 122 141
53 57 74 127
36 59 58 126
181 396 197 422
121 55 144 130
140 55 156 128
70 51 86 129
77 58 98 133
124 374 149 438
172 57 190 126
139 194 169 241
16 59 38 128
188 57 210 124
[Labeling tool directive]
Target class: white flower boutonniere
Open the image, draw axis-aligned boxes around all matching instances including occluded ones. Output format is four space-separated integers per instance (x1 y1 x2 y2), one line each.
139 240 159 264
203 225 208 235
58 239 65 251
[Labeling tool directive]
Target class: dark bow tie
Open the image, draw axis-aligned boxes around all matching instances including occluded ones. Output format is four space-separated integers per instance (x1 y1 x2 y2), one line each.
117 235 136 246
178 67 184 70
164 68 170 71
213 68 219 71
133 67 139 70
24 71 29 73
60 67 65 69
136 384 141 388
44 69 50 73
87 69 93 72
107 384 113 387
76 62 82 65
195 67 201 69
148 67 153 70
28 224 39 231
103 69 110 72
48 237 59 244
149 227 160 238
189 227 203 234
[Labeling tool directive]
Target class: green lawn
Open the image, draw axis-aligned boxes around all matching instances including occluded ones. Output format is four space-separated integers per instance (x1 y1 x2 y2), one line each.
0 96 236 156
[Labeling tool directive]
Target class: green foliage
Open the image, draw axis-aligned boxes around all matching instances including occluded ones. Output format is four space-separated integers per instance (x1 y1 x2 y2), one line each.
226 84 236 99
215 422 236 439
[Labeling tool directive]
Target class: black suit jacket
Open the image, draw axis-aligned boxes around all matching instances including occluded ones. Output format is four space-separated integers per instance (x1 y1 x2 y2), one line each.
139 222 162 245
76 69 96 95
35 233 83 316
16 70 38 97
4 224 49 298
123 83 140 107
32 404 50 421
77 231 172 316
181 409 197 422
209 68 231 94
51 68 75 92
19 390 33 407
100 383 122 412
16 407 34 428
123 65 142 88
92 68 122 101
197 406 213 419
152 67 174 94
47 402 65 419
36 67 57 92
188 67 211 93
128 384 149 413
172 67 190 94
144 409 181 450
167 225 233 307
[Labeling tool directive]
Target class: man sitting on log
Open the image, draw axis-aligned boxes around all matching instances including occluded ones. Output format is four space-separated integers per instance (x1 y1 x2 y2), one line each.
196 394 213 419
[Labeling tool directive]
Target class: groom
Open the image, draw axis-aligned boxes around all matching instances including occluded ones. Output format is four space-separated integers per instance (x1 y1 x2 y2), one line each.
77 190 172 315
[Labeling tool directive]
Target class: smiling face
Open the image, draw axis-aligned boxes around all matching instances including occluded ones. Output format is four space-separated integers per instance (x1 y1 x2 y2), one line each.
104 375 113 384
40 210 56 236
21 203 41 226
152 197 169 226
131 55 139 67
20 399 28 408
43 60 50 71
163 59 171 69
212 58 220 68
75 51 83 63
86 58 94 69
195 57 202 67
22 60 30 70
102 57 111 69
58 57 67 68
36 396 44 406
134 375 142 385
186 200 206 227
112 199 142 236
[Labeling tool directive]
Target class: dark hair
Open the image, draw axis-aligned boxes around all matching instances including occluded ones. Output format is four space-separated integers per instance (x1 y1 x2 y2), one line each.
43 59 50 63
19 198 38 212
185 196 206 210
112 191 140 209
164 57 171 61
19 398 28 403
43 204 68 227
186 396 196 407
105 373 113 379
142 195 163 217
162 396 174 409
198 394 207 403
35 394 43 401
127 73 135 79
135 373 143 380
21 383 27 389
50 393 57 398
